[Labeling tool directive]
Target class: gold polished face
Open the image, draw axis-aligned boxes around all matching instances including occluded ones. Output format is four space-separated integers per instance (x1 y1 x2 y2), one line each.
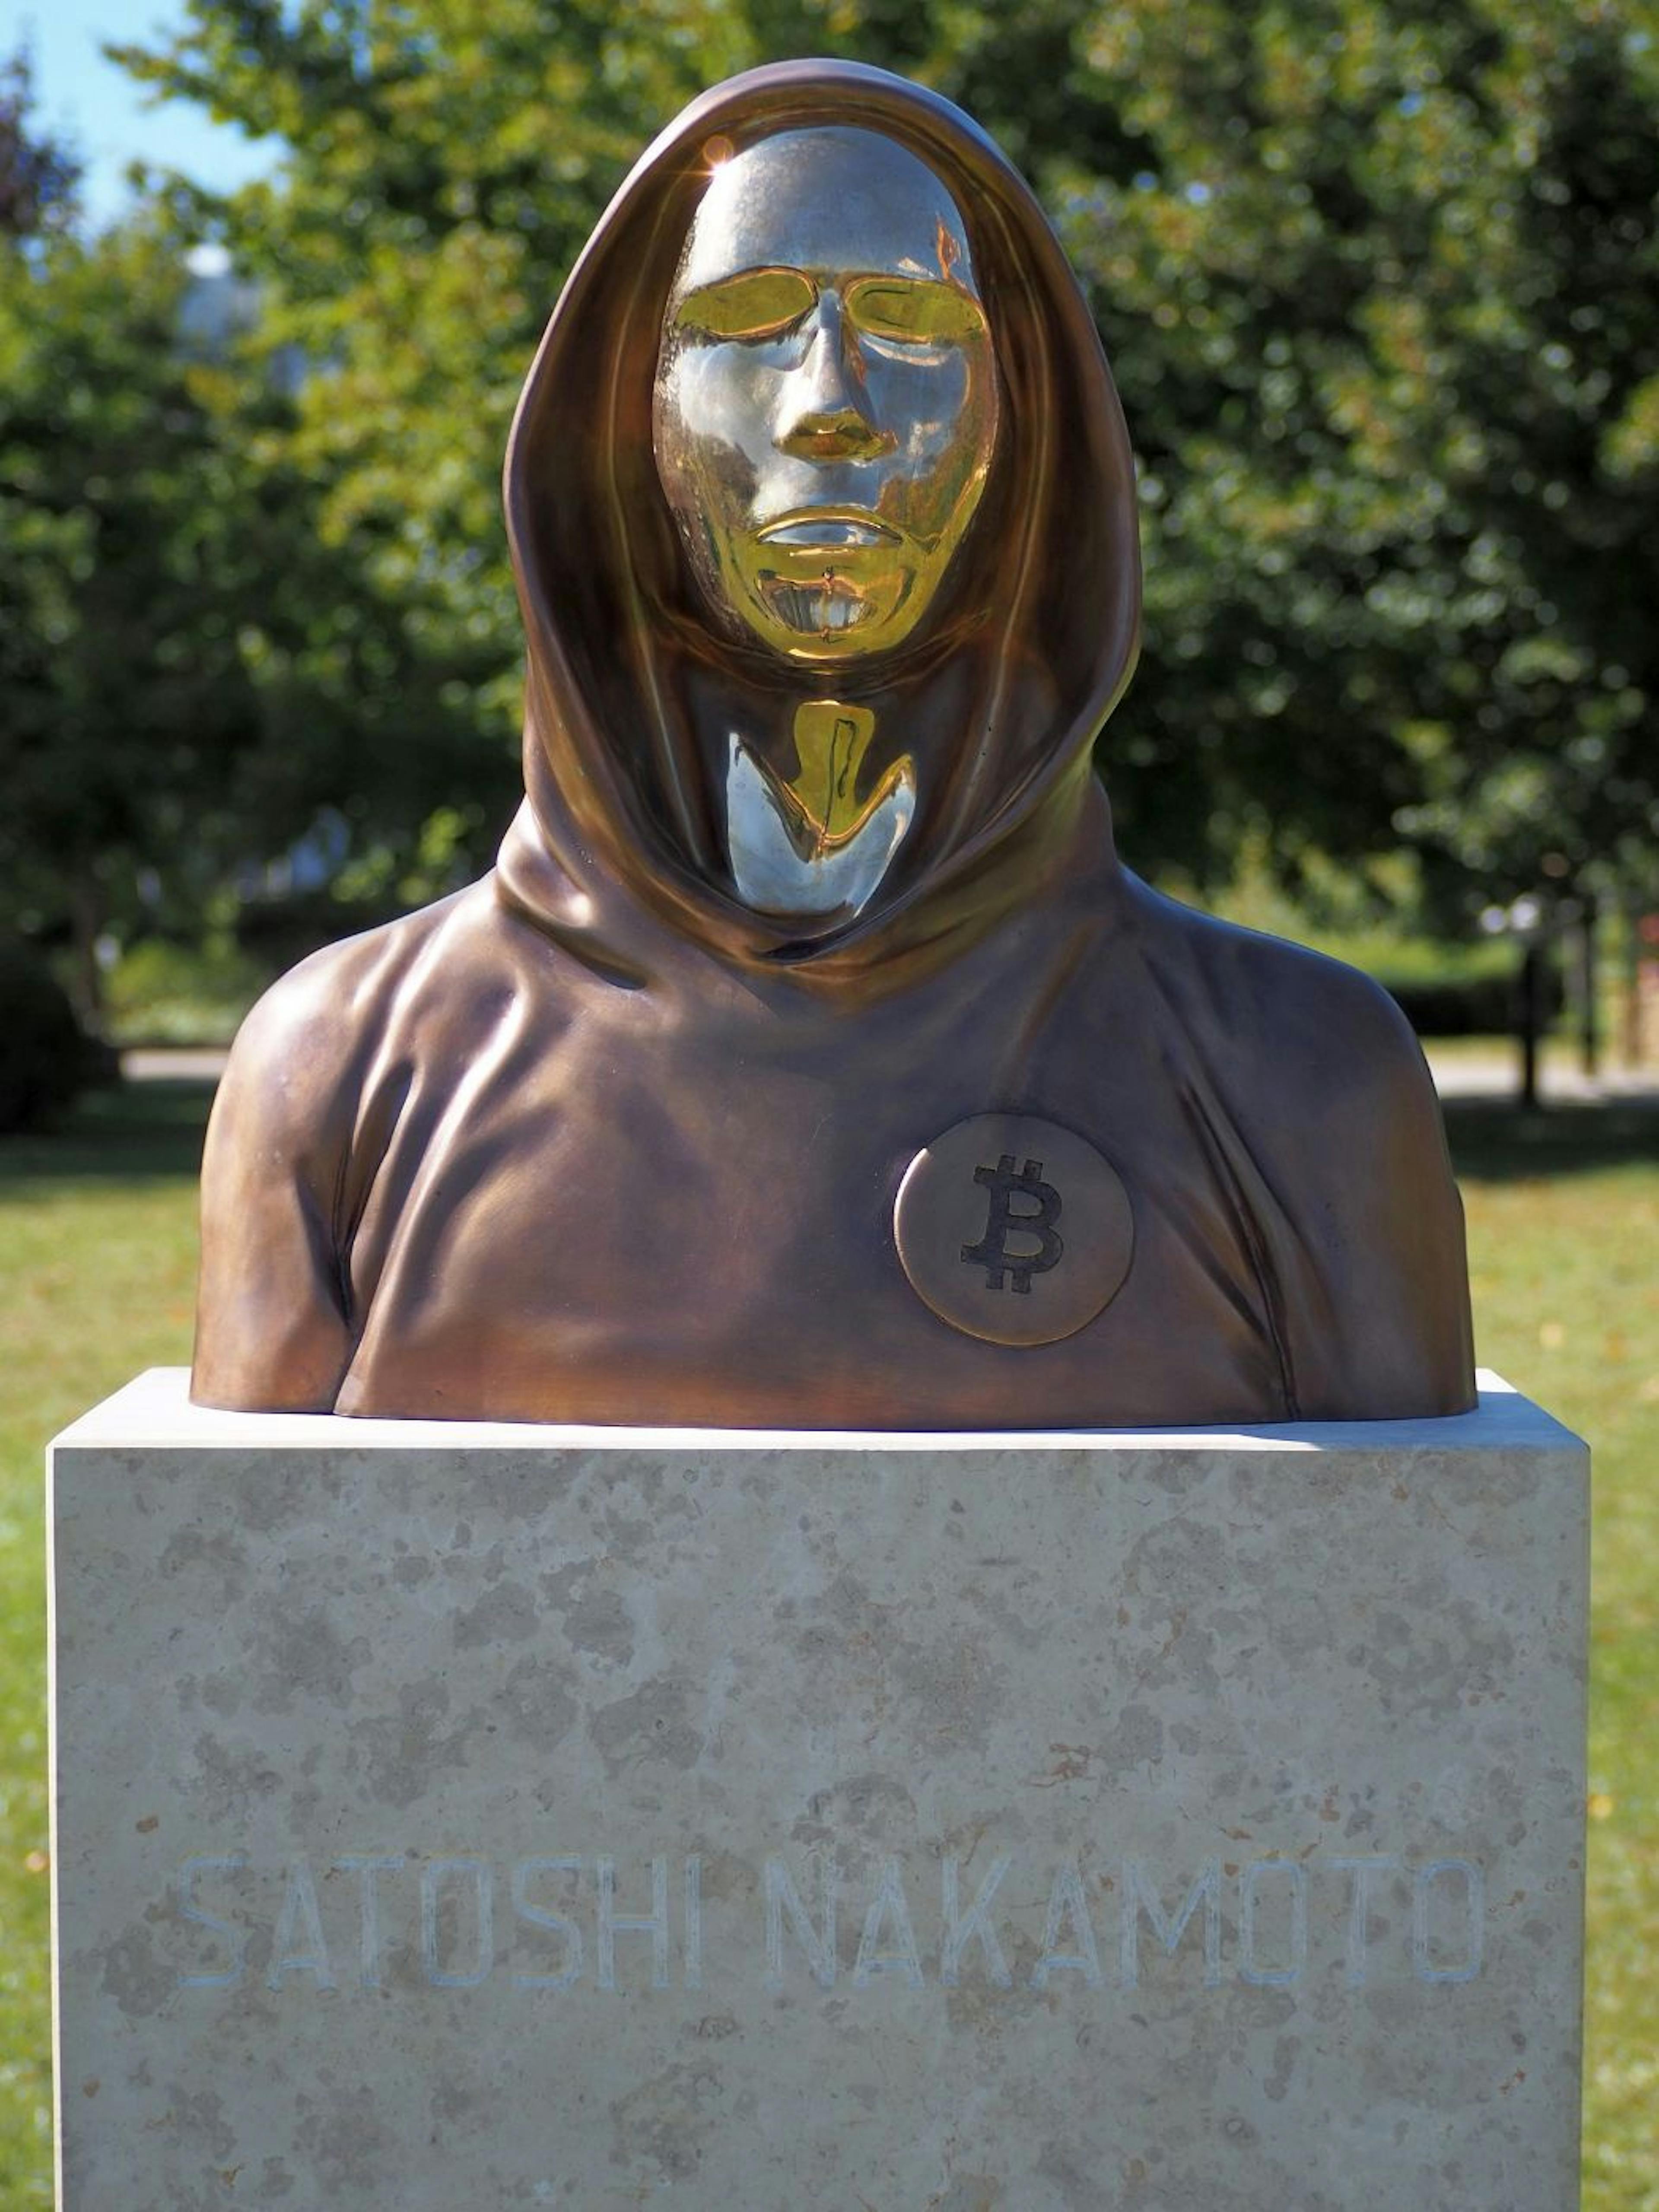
653 127 1001 664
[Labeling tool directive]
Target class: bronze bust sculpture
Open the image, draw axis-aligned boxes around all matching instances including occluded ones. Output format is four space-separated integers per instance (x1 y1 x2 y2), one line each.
192 60 1475 1427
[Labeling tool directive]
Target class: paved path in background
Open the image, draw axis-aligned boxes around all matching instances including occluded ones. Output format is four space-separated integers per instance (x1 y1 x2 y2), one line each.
120 1043 1659 1108
1424 1048 1659 1105
120 1048 231 1083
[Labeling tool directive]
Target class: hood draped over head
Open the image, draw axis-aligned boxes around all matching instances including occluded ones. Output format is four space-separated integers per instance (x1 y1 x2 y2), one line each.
496 58 1141 987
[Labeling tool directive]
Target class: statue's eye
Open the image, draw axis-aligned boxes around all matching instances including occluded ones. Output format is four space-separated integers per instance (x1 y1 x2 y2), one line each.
845 278 988 345
674 268 817 340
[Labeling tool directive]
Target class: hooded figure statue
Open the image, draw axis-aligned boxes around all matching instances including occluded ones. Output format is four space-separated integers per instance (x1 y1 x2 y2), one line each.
192 60 1475 1428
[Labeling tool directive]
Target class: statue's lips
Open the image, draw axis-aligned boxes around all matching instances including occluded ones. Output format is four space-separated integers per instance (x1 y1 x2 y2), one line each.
754 512 903 550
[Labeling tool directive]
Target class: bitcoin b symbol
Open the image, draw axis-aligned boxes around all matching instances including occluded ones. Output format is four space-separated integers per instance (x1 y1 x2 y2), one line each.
896 1115 1130 1345
960 1154 1065 1294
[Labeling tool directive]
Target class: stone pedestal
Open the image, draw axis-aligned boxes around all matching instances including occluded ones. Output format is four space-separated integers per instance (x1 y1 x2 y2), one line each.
49 1369 1586 2212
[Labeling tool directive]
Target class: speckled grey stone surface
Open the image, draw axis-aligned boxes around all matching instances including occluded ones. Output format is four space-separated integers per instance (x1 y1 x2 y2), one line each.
49 1369 1586 2212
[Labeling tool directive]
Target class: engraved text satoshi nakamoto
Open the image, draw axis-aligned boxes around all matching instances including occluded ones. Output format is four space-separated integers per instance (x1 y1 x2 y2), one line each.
166 1841 1488 1999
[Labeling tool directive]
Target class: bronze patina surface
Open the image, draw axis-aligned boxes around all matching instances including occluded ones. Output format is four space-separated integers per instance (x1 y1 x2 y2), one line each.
191 60 1475 1427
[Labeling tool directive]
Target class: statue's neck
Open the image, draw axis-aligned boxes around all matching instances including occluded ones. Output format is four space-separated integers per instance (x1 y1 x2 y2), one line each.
725 698 916 921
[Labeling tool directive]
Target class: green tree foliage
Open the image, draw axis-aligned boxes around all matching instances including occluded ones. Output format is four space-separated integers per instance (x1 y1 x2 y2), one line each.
0 41 513 1006
73 0 1659 931
0 222 268 1009
0 44 81 240
0 51 289 1011
1038 0 1659 914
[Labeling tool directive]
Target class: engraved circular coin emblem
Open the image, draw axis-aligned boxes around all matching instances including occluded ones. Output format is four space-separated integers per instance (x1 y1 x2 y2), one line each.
894 1114 1134 1348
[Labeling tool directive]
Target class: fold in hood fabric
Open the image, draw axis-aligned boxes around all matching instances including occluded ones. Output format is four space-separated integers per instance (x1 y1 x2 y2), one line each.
192 60 1475 1427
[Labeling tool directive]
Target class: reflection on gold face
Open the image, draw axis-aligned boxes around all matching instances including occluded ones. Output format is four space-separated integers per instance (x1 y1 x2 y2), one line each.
652 127 1001 664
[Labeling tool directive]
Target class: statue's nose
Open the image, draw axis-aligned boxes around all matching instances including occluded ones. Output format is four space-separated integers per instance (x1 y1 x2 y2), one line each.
775 294 895 464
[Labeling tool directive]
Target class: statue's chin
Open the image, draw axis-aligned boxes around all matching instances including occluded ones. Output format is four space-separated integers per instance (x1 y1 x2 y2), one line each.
709 531 926 663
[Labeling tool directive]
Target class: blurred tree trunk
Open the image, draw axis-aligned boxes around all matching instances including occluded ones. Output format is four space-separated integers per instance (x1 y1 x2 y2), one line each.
66 874 104 1029
1576 890 1599 1080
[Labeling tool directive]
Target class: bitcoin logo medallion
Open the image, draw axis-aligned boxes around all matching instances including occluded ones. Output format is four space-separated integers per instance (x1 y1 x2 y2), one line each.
894 1114 1133 1348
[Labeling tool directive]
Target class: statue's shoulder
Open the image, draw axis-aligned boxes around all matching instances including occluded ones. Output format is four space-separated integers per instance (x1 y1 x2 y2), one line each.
1123 875 1431 1112
1119 876 1473 1418
230 893 454 1057
214 882 501 1134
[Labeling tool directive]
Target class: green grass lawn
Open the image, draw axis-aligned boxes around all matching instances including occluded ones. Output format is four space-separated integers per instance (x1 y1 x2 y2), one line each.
1448 1100 1659 2209
0 1081 1654 2204
0 1085 207 2206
